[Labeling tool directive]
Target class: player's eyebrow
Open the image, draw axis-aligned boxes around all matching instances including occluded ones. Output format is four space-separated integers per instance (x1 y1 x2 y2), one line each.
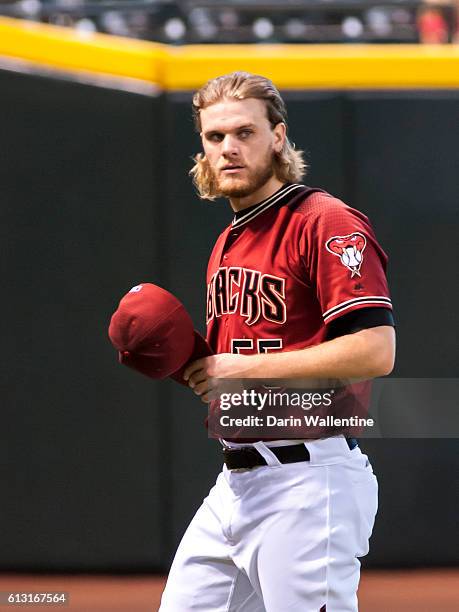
235 123 256 131
203 123 256 138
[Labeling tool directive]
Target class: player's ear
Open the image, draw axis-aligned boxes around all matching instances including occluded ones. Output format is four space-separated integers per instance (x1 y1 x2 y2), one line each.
273 122 286 153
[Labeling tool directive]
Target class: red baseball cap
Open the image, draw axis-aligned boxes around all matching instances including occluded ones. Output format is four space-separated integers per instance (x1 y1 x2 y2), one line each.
108 283 212 385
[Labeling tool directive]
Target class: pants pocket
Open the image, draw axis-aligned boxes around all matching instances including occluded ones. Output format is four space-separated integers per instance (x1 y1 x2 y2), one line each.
351 460 379 557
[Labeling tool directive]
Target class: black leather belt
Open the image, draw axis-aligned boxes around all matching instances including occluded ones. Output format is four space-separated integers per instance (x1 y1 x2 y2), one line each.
223 438 358 470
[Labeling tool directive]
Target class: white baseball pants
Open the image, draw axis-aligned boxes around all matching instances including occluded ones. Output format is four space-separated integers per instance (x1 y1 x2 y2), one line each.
159 436 378 612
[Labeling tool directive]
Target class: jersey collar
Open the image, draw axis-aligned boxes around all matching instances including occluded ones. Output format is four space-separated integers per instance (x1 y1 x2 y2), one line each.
232 183 303 229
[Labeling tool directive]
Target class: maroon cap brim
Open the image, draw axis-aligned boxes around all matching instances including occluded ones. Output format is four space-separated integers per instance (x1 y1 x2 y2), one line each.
170 331 214 386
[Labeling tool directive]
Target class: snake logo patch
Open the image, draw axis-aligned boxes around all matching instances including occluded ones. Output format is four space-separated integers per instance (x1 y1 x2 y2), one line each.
325 232 367 278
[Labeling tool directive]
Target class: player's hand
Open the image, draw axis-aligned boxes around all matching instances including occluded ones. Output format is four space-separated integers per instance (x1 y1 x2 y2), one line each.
183 353 255 403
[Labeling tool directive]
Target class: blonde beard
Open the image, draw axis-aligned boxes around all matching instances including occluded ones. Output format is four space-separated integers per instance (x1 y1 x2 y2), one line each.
213 151 275 199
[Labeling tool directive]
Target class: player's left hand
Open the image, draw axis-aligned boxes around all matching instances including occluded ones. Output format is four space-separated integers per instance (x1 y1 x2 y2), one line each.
183 353 255 403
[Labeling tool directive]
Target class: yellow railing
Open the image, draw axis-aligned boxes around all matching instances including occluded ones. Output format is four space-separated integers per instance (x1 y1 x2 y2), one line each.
1 16 459 88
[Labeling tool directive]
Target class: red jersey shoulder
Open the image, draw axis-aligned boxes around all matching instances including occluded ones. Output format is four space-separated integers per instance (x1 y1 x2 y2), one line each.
288 190 370 227
293 191 387 267
290 191 392 323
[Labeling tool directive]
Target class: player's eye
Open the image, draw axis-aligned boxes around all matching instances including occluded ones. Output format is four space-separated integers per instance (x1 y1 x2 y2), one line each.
207 132 224 143
238 129 253 139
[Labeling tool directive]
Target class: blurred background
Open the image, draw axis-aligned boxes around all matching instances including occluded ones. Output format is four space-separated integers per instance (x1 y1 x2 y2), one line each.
0 1 458 610
0 0 458 44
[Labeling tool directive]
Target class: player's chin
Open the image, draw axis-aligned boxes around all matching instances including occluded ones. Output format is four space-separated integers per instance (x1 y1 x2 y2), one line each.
218 176 252 198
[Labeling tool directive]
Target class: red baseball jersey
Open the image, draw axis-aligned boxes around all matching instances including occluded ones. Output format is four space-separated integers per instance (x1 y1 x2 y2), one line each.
206 183 392 355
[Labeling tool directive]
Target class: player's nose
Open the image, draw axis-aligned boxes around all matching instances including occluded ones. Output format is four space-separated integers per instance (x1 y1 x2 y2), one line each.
221 134 239 156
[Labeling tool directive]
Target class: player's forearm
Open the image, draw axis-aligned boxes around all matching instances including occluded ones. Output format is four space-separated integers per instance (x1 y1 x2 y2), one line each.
245 326 396 380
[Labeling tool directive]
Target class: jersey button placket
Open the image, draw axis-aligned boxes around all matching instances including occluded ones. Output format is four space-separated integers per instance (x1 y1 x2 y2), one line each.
219 228 240 266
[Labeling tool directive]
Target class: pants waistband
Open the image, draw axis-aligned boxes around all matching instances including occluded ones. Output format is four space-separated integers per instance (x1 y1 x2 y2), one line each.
223 438 358 470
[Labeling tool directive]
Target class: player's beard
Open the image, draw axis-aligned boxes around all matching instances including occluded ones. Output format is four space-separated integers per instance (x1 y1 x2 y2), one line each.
214 148 275 199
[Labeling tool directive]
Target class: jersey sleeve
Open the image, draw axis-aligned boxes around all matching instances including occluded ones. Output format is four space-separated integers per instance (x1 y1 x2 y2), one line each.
301 194 393 325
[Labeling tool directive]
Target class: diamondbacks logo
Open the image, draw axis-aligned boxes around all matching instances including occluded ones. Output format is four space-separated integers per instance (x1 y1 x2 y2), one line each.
326 232 367 277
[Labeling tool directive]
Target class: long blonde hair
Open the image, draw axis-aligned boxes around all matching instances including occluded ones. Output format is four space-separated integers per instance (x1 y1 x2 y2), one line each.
190 72 307 200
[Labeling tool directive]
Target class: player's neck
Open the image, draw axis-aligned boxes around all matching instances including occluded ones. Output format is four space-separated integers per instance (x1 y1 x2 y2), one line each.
229 177 284 212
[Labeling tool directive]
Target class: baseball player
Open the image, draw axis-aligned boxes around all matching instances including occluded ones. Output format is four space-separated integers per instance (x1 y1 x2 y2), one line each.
159 72 395 611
